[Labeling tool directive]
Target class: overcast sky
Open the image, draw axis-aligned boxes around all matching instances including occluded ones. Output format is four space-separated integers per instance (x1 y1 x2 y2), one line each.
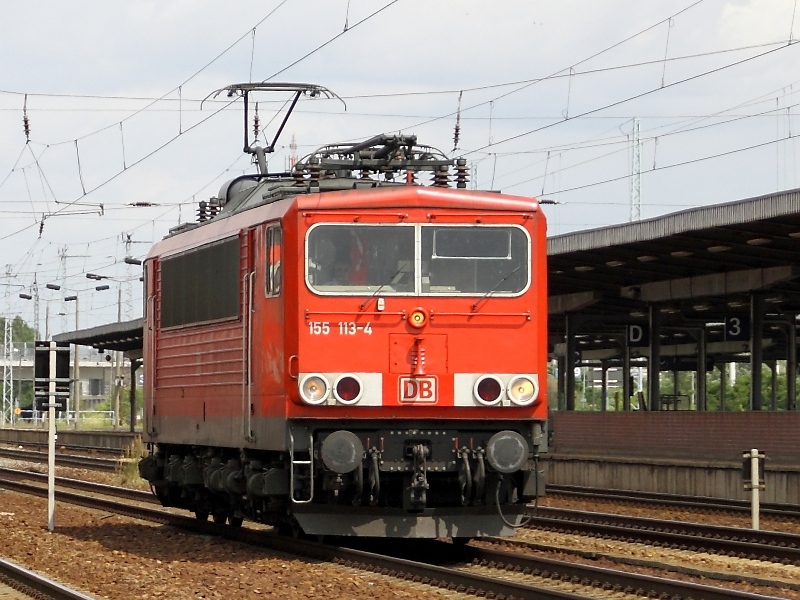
1 0 799 334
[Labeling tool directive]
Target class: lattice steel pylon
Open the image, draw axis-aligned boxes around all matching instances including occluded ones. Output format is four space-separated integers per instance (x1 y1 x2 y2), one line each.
629 117 642 222
2 316 12 426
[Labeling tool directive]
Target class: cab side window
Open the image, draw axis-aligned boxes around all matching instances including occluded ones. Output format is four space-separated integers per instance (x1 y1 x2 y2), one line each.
265 225 282 297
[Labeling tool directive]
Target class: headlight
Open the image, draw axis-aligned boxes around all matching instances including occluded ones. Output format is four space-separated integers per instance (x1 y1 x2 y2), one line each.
473 375 503 406
486 430 528 473
333 374 362 405
507 375 539 406
299 374 329 405
321 430 364 473
408 307 428 328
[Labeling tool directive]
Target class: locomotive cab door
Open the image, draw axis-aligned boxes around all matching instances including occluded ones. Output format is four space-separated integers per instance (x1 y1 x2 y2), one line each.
242 227 257 442
245 221 284 446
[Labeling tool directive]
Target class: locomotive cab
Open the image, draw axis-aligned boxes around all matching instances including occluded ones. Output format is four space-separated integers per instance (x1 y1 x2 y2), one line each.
139 126 548 538
286 188 548 537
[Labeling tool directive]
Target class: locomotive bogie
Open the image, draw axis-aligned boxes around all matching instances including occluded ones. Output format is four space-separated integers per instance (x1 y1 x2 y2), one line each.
139 417 545 536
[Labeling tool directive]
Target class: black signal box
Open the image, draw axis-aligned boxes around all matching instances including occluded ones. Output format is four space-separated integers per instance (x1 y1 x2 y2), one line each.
34 341 71 413
741 451 766 491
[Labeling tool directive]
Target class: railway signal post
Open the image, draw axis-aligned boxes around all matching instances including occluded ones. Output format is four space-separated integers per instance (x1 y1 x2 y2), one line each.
34 341 70 531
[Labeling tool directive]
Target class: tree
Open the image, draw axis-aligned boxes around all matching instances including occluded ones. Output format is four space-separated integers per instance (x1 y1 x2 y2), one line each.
1 316 36 410
94 386 143 427
0 316 36 343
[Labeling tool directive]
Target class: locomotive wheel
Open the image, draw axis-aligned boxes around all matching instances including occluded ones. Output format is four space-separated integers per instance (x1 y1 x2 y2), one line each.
452 537 472 546
212 513 227 524
194 511 209 521
228 516 244 527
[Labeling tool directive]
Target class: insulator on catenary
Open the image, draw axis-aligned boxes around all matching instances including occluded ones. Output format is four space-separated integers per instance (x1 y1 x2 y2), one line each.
23 93 31 142
308 157 321 186
292 166 306 186
455 159 469 189
253 102 260 141
433 165 450 188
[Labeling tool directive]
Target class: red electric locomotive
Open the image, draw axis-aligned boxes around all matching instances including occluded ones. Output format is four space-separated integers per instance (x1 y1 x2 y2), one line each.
138 84 549 538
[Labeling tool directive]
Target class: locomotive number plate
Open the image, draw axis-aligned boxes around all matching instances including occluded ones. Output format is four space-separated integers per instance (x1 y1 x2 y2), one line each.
398 376 438 403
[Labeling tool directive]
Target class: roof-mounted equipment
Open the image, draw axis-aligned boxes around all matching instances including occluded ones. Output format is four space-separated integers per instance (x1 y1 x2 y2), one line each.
204 82 345 175
292 134 469 190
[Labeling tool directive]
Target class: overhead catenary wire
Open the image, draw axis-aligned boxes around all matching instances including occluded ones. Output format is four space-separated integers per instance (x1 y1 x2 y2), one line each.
462 40 799 157
263 0 400 81
0 0 398 247
494 98 800 190
385 0 710 139
524 132 797 198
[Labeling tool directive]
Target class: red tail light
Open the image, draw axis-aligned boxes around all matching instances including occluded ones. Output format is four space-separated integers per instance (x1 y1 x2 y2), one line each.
335 375 362 404
475 376 503 405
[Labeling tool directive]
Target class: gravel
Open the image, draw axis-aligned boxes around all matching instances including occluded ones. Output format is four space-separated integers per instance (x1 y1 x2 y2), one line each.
0 460 474 600
2 456 798 599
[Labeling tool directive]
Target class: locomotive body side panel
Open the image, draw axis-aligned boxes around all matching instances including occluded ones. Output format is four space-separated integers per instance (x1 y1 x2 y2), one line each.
144 198 294 449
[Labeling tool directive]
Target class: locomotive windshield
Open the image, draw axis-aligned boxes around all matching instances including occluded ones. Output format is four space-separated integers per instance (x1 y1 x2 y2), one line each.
307 224 529 296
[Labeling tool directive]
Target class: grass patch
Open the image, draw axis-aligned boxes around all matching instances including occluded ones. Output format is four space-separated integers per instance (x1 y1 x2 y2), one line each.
115 436 148 488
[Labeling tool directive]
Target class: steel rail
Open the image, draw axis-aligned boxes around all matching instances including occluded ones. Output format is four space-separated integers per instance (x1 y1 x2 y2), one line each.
1 476 789 600
527 506 800 565
0 448 120 472
0 440 123 457
0 477 583 599
0 558 95 600
0 466 155 504
548 483 800 518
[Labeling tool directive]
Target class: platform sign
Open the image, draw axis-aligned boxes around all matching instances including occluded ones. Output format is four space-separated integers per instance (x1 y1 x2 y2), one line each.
34 341 70 412
626 324 649 347
724 315 750 342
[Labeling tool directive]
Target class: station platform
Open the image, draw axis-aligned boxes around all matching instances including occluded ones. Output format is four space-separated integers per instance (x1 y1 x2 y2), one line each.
0 427 139 452
546 411 800 504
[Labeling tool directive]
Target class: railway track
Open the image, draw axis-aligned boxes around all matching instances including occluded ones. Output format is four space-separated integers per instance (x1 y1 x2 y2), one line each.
526 506 800 565
548 483 800 519
8 466 798 566
0 558 95 600
0 467 155 504
0 447 122 472
3 440 125 458
0 473 791 600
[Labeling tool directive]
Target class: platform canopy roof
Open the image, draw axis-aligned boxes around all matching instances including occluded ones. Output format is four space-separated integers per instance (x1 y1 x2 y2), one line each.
547 187 800 361
53 317 144 357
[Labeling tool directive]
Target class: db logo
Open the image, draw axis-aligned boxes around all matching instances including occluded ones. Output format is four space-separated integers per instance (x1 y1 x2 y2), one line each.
398 376 437 403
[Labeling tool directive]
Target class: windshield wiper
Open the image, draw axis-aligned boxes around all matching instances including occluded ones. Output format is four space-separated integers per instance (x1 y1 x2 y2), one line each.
471 264 524 311
359 264 408 310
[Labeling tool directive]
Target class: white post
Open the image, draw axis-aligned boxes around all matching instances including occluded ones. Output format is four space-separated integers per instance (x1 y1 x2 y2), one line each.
73 296 80 429
47 341 57 531
64 295 80 429
750 448 760 531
